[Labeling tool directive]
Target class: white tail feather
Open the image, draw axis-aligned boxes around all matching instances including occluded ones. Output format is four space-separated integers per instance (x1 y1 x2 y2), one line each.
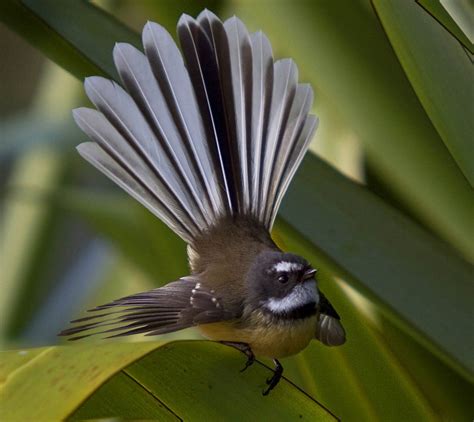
250 31 273 218
260 59 298 225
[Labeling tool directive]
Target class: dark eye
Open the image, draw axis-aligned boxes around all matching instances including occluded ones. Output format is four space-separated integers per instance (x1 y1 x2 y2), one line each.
277 274 289 284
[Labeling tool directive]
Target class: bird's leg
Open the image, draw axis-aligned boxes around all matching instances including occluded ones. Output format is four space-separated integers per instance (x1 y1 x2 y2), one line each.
220 341 255 372
263 359 283 396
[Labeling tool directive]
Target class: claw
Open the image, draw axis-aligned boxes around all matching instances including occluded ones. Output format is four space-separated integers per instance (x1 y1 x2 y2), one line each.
220 342 284 395
240 354 255 372
262 359 283 396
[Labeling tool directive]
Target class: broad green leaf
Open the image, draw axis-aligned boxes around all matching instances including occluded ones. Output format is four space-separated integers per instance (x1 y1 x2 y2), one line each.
0 0 140 80
71 372 179 421
373 313 474 420
373 0 474 186
0 342 164 420
233 0 474 262
0 341 336 421
417 0 474 53
100 0 223 36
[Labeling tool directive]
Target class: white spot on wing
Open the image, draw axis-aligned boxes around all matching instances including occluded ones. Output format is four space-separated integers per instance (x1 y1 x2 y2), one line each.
263 281 318 313
273 261 304 272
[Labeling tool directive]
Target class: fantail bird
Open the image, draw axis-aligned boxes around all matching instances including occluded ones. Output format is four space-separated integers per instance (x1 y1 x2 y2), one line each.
59 9 346 395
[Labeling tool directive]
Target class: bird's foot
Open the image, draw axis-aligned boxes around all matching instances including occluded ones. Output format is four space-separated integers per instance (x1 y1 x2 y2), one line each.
262 359 283 396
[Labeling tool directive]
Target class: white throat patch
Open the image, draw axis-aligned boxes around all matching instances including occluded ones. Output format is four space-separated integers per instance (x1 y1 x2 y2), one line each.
263 281 319 313
272 261 304 273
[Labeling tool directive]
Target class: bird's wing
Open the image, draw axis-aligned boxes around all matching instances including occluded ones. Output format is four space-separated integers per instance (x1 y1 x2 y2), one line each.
315 291 346 346
59 277 238 340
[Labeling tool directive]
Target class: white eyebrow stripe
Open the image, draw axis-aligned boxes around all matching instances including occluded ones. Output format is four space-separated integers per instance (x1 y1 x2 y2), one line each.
263 281 319 313
273 261 304 272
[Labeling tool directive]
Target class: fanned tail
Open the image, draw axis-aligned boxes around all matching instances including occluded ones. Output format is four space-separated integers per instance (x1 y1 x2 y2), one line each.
74 10 317 243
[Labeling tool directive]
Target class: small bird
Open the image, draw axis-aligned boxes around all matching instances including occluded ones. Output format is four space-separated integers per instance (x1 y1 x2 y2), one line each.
60 9 345 395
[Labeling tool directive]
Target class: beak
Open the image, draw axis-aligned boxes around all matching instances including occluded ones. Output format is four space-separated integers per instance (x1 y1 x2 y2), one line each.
302 268 317 281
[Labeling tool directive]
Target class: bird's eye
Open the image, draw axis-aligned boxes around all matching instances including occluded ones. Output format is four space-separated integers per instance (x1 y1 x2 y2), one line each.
277 274 289 284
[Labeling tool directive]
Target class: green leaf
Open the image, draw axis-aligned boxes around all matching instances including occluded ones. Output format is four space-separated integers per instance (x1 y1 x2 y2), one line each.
416 0 474 54
373 0 474 186
0 0 140 81
71 372 179 421
0 341 336 421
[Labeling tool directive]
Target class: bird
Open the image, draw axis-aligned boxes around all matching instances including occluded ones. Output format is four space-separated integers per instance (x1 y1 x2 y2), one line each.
59 9 346 395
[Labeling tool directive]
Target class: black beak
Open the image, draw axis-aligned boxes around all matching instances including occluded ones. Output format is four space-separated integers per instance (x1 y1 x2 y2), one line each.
302 268 317 281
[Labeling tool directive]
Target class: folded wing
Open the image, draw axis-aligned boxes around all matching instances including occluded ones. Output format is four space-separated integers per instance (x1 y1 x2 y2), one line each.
59 277 237 340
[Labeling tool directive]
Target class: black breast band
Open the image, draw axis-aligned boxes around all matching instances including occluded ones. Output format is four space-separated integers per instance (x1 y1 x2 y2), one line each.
266 301 317 321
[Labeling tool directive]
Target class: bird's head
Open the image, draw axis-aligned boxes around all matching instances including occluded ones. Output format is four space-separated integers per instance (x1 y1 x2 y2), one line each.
246 250 319 315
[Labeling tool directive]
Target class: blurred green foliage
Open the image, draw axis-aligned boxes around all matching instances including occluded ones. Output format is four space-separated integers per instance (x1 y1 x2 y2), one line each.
0 0 473 420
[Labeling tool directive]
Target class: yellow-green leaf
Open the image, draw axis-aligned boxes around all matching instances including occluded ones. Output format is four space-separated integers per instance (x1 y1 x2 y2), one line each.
0 341 337 421
373 0 474 185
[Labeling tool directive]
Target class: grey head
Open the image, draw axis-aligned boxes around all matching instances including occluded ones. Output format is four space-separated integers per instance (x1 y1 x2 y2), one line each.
246 250 319 317
245 250 346 346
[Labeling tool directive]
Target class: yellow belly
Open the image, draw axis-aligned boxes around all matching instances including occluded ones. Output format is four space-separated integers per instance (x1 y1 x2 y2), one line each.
198 313 317 358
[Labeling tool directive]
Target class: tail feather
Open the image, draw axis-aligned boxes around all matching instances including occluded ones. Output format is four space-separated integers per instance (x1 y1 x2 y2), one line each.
177 15 234 214
249 31 273 218
223 17 253 214
194 10 244 214
142 22 224 219
271 115 319 227
74 9 317 243
261 59 298 226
